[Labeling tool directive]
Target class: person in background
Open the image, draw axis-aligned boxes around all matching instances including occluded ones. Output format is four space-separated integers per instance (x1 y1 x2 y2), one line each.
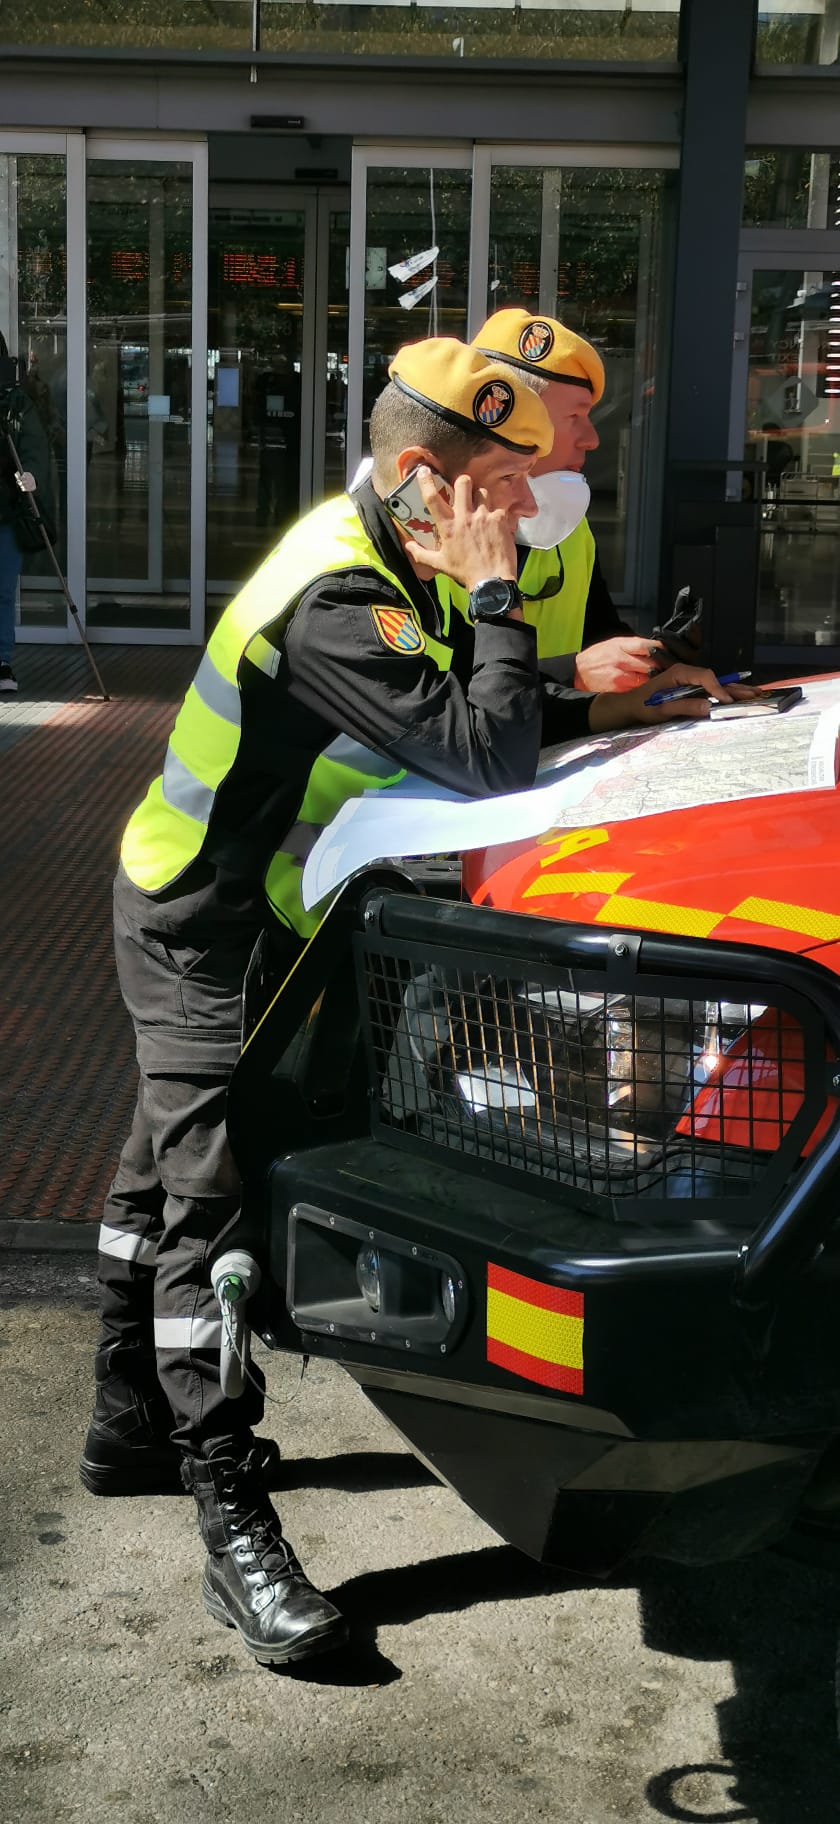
467 308 666 694
0 332 54 695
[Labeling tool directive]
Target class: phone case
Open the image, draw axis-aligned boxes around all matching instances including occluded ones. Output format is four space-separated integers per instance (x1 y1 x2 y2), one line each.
384 468 452 550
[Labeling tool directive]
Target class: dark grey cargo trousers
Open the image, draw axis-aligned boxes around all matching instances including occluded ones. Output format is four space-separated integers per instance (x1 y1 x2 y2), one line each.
94 867 297 1452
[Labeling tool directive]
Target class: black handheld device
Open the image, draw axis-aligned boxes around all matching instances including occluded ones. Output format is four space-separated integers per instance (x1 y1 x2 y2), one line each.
709 686 803 720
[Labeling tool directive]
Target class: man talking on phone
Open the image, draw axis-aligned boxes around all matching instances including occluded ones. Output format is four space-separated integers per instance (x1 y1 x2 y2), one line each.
81 337 742 1675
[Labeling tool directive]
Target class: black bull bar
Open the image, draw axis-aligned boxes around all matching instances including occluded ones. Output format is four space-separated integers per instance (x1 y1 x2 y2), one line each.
227 877 840 1573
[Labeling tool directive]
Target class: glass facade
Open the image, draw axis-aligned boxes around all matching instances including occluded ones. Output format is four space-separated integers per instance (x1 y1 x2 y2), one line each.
487 163 673 593
3 1 252 50
744 150 840 230
86 159 194 630
4 0 679 60
0 152 68 632
756 2 840 63
260 1 680 62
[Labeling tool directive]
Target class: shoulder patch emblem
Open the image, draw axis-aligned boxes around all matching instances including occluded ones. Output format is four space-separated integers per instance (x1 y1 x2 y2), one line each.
370 603 425 655
519 320 554 363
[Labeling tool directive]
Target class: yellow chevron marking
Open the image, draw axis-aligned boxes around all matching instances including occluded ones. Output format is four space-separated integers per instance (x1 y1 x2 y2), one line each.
729 896 840 942
537 826 609 866
595 894 723 938
523 871 630 900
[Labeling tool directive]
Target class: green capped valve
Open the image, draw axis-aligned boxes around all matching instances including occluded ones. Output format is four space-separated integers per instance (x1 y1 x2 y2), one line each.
210 1249 262 1398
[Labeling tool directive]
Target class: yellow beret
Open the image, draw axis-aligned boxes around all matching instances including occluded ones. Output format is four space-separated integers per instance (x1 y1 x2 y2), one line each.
388 336 553 458
472 309 605 406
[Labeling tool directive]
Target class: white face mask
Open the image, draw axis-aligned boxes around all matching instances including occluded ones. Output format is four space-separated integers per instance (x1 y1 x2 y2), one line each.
516 469 590 550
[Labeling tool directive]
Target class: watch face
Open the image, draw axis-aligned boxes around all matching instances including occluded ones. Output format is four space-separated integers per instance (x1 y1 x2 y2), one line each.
471 578 519 620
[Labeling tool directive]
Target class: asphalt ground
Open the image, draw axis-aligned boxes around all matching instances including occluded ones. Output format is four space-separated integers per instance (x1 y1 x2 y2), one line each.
2 1251 839 1824
4 646 840 1820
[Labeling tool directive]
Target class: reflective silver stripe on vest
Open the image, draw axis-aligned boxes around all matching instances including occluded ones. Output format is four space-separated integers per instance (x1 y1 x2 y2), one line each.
323 733 402 779
192 652 241 725
281 821 325 864
246 632 281 679
161 749 216 826
154 1316 223 1351
98 1222 157 1266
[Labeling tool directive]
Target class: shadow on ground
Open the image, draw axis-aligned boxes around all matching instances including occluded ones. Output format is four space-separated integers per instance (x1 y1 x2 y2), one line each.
286 1534 840 1821
639 1553 840 1824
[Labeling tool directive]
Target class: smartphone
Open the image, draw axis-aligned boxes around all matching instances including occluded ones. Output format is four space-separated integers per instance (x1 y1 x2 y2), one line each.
383 465 453 550
709 686 803 720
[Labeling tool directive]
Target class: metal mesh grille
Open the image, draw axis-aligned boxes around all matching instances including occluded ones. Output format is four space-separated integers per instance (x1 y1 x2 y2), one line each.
358 944 831 1208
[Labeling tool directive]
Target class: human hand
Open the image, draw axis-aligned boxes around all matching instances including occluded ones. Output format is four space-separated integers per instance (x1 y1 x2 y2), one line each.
588 663 758 735
403 468 518 595
573 636 666 693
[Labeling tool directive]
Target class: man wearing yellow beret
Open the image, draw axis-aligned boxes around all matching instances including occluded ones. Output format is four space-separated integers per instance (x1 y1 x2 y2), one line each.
81 335 740 1674
459 307 666 694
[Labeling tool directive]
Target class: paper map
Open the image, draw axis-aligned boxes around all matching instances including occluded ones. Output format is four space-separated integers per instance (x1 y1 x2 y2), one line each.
301 678 840 911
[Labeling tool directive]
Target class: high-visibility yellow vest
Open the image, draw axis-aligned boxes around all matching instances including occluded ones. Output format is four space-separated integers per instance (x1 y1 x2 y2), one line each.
122 493 453 937
435 517 595 661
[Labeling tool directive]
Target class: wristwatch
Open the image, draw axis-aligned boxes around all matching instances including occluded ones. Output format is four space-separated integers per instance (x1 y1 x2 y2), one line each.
467 577 523 623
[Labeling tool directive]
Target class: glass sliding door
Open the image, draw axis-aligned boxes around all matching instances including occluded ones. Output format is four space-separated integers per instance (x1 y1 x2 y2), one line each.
0 140 69 634
207 193 311 592
478 151 677 606
85 140 207 640
347 148 473 475
207 186 350 596
732 238 840 659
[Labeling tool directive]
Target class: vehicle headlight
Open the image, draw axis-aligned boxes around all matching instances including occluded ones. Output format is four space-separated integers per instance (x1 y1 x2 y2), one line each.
356 1245 381 1312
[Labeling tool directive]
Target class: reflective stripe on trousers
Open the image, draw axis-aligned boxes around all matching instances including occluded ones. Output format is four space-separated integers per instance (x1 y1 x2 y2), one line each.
154 1315 223 1352
98 1220 158 1267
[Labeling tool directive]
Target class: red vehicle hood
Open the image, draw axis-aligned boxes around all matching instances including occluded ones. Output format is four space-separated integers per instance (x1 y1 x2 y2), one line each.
465 682 840 966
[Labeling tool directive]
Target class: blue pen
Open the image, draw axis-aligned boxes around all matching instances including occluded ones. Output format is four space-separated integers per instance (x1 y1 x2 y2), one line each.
644 670 751 708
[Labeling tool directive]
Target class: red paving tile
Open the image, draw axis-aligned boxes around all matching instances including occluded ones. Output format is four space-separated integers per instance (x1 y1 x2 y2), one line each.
1 644 198 1223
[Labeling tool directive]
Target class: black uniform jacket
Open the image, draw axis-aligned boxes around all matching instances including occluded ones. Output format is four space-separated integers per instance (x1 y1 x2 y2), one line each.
141 481 595 935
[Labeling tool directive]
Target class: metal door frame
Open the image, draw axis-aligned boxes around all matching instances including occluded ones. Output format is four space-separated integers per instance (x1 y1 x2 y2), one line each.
85 135 209 646
311 186 351 503
0 131 86 647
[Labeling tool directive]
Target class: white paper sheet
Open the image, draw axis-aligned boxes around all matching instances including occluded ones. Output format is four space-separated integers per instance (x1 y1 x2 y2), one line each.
301 682 840 912
301 739 622 909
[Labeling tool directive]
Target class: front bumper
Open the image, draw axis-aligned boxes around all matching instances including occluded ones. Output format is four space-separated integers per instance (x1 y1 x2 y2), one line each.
258 1137 839 1574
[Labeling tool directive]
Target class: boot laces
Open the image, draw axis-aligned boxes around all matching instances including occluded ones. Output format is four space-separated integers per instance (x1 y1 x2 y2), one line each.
216 1448 299 1579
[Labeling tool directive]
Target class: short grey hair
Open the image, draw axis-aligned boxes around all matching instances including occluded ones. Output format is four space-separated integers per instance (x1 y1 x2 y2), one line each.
508 366 550 397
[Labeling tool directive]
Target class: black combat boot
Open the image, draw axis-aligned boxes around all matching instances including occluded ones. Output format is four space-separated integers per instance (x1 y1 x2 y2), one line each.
182 1439 347 1666
80 1361 282 1497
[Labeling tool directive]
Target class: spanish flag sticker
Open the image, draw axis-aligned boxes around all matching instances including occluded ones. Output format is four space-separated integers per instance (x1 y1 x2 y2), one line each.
371 604 425 655
486 1263 584 1395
